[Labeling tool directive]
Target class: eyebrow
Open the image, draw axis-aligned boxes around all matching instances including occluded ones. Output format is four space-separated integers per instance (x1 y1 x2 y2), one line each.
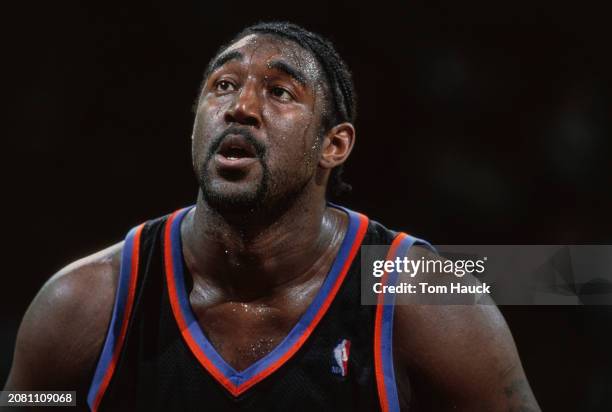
267 60 308 87
207 50 244 76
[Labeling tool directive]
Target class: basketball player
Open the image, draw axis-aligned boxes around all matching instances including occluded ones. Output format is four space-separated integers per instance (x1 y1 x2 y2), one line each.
4 22 540 411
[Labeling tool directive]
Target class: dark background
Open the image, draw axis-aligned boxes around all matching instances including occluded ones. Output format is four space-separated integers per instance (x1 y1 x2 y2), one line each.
3 1 612 410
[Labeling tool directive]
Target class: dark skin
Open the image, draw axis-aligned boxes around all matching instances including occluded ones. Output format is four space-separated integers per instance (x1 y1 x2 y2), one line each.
4 34 540 411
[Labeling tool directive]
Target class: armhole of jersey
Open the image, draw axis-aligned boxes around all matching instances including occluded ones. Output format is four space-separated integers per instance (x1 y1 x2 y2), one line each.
87 223 145 412
374 233 433 412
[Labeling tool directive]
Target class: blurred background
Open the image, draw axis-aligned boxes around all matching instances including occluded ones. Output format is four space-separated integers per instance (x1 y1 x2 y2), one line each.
3 0 611 410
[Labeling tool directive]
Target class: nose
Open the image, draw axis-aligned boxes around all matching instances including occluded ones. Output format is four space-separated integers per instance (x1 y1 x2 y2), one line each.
224 80 262 128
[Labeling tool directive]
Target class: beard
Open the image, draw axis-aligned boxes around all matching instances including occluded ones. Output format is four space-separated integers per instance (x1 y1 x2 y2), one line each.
197 126 270 214
196 126 316 219
199 163 271 215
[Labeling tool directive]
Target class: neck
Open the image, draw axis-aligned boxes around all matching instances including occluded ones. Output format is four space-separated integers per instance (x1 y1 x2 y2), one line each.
181 188 347 301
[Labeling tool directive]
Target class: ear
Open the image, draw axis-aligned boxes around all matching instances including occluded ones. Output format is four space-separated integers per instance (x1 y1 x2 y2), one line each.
319 122 356 170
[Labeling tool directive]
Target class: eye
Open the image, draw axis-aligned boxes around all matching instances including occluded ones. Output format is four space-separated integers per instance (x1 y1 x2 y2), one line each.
270 86 293 102
215 80 236 93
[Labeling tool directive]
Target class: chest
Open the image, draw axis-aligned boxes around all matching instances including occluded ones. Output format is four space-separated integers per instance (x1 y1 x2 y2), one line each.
189 288 319 371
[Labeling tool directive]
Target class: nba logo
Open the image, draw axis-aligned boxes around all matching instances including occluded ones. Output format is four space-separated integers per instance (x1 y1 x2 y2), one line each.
332 339 351 377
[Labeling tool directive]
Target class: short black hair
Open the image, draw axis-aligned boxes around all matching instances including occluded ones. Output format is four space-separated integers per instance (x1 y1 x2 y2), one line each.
201 21 356 199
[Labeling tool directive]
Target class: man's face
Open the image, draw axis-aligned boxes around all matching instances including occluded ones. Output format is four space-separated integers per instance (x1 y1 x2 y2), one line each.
192 34 327 214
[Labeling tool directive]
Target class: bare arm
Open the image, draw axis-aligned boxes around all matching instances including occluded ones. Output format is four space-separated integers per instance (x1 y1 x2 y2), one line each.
3 244 122 411
394 247 540 411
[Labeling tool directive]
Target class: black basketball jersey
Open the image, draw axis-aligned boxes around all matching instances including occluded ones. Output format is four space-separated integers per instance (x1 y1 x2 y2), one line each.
86 204 429 412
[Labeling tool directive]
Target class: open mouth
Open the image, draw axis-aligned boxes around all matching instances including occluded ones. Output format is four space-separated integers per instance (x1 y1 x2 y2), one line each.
217 134 257 160
213 133 260 173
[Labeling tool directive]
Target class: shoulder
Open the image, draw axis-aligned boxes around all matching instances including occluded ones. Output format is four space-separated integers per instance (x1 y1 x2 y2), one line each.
4 242 124 391
392 247 540 410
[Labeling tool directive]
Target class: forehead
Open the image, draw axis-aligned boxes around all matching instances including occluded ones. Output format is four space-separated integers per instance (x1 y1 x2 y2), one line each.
216 33 322 82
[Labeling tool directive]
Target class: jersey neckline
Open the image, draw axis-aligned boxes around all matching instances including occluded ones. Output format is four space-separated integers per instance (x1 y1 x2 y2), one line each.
163 204 369 396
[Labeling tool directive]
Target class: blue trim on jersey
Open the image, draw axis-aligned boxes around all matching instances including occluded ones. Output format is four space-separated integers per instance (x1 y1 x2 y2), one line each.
168 204 362 386
380 235 433 412
87 226 139 410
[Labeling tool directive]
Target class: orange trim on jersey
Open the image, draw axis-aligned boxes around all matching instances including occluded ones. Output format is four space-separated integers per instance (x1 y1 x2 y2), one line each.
91 223 144 412
374 232 408 412
163 211 237 393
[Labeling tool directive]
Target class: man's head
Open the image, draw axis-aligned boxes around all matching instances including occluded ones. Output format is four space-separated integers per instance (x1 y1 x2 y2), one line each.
191 22 356 216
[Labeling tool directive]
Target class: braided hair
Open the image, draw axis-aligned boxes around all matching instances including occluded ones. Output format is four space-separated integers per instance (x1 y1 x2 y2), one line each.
203 21 357 198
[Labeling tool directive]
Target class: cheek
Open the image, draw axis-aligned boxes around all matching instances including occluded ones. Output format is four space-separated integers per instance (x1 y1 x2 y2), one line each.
264 104 317 145
193 100 227 155
196 98 227 130
265 108 321 175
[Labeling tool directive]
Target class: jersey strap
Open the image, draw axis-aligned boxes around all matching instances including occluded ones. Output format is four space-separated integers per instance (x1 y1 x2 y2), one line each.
374 233 433 412
164 205 369 396
87 223 145 412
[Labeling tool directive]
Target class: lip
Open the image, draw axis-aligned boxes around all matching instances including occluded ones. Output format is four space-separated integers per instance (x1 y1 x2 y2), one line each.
217 134 257 159
214 153 258 169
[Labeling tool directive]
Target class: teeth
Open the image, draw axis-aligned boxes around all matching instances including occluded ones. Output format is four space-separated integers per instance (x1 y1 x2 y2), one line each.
228 156 238 160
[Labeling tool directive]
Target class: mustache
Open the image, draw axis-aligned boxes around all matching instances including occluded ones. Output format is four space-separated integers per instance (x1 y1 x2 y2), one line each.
207 126 267 160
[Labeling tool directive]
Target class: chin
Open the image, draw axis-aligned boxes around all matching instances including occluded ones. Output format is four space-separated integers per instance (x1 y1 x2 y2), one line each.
201 179 268 214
